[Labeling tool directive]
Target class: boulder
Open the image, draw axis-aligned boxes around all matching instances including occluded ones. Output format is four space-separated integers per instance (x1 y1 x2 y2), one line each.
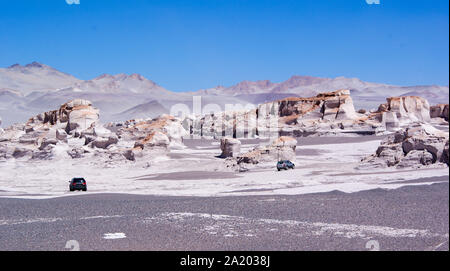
237 150 262 165
220 138 241 158
397 150 434 168
270 136 297 161
80 128 96 138
123 147 144 161
39 138 58 150
67 147 88 159
375 144 404 167
12 148 32 159
32 147 55 160
236 136 297 165
93 126 114 137
0 145 7 159
441 140 449 165
382 112 400 130
117 115 187 158
19 135 39 145
123 149 136 161
137 131 170 149
430 104 449 121
56 129 68 142
24 126 34 134
83 135 97 146
89 136 119 149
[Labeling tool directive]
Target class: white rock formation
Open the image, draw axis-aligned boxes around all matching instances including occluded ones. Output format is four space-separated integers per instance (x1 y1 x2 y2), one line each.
185 91 443 139
376 96 431 126
115 115 188 161
236 136 298 166
271 136 298 161
64 99 100 133
185 90 391 139
220 138 241 158
24 99 100 136
360 123 449 169
0 99 116 161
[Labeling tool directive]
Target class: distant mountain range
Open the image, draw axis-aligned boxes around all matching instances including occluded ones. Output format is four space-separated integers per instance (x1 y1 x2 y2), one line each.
0 62 448 126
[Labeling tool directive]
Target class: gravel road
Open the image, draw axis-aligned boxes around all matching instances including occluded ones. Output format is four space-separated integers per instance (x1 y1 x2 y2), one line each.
0 180 448 251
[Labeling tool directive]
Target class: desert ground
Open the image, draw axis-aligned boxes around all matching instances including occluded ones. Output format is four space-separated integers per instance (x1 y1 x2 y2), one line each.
1 135 449 199
0 183 447 251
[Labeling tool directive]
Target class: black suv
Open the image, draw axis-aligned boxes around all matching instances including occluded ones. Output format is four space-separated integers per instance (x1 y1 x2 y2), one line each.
69 178 87 192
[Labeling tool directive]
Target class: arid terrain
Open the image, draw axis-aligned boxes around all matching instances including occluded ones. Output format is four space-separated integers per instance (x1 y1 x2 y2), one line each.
0 64 448 251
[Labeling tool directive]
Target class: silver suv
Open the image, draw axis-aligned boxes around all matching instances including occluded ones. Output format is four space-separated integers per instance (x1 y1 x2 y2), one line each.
277 160 295 171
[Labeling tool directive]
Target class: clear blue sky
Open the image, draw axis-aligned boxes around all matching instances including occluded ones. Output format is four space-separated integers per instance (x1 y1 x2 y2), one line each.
0 0 448 91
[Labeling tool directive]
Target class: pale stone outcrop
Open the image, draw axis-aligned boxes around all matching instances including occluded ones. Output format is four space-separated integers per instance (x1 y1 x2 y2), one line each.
67 147 88 159
12 147 33 159
0 108 187 162
236 136 297 165
360 123 449 169
430 104 449 121
123 148 139 161
442 140 449 165
56 129 68 142
0 99 109 161
25 99 99 135
115 115 188 161
185 91 442 139
397 150 434 168
259 90 363 137
375 96 431 126
220 137 241 158
89 136 119 149
382 112 400 130
189 109 258 139
64 100 100 133
186 89 389 139
270 136 297 161
133 131 170 150
39 138 58 150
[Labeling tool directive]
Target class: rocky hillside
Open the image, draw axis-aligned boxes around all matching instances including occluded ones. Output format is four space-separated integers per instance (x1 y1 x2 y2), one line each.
1 62 448 127
0 62 81 95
